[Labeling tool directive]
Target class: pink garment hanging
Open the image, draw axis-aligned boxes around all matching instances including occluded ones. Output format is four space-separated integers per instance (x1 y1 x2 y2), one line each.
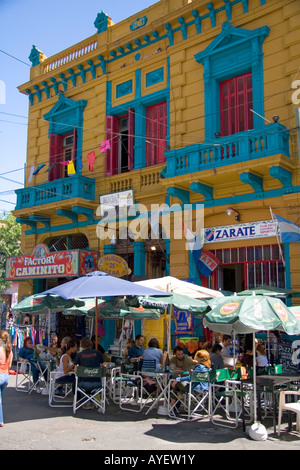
100 140 111 153
87 151 96 171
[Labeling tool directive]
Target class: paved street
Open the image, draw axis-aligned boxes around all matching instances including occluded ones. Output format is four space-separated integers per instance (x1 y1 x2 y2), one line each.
0 376 299 452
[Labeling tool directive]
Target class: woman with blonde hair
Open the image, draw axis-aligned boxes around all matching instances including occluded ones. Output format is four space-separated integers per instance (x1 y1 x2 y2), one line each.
0 330 13 427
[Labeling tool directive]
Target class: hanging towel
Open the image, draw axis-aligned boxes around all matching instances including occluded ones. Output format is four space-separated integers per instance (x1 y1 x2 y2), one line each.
100 140 111 153
47 163 57 172
87 151 96 172
32 164 46 175
67 161 76 175
28 164 35 182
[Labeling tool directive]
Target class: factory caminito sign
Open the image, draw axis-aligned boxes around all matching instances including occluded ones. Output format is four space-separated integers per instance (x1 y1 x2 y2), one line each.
5 244 99 280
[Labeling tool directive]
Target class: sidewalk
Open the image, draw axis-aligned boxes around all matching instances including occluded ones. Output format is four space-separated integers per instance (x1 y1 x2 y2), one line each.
0 375 299 451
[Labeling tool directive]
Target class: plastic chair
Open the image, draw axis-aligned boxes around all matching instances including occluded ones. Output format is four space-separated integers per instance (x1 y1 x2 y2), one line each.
73 366 106 414
278 390 300 436
187 370 210 420
48 371 74 407
119 360 145 412
16 361 32 393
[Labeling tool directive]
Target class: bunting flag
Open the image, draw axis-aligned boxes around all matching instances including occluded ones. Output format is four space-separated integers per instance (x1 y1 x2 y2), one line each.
100 140 111 153
274 214 300 243
32 163 46 175
87 151 96 172
67 161 76 175
182 222 203 272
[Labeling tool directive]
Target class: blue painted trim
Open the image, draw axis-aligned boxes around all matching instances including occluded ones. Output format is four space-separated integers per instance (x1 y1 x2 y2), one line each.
195 21 270 140
146 67 164 87
133 241 145 277
116 80 133 98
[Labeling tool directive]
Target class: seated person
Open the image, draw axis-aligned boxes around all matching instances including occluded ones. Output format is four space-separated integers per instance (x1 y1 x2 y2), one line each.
209 343 224 371
55 338 77 385
169 346 196 410
128 334 144 363
124 338 135 358
141 338 163 371
91 335 108 360
176 349 211 393
74 337 105 408
18 336 47 393
256 343 269 368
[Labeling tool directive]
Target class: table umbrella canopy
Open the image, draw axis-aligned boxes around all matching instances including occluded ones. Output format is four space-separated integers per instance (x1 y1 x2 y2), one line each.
135 276 223 299
40 271 172 299
12 294 84 315
238 285 300 298
97 298 161 320
203 295 300 335
138 292 210 316
62 297 161 320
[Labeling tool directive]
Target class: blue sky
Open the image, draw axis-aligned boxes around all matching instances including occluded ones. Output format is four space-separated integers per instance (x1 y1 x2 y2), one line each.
0 0 158 216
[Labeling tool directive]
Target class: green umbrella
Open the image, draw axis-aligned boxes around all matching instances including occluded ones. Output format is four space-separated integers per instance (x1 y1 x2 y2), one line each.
204 295 300 335
203 294 300 431
63 297 161 320
12 294 85 315
138 292 210 316
238 285 300 298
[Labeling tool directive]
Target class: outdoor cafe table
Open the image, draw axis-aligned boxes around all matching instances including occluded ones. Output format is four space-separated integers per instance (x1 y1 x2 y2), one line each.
240 374 300 434
29 358 56 395
143 369 187 416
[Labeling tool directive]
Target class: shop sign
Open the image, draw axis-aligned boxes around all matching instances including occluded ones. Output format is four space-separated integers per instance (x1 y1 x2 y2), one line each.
98 254 131 278
173 309 193 334
202 220 278 244
99 189 134 217
5 244 99 280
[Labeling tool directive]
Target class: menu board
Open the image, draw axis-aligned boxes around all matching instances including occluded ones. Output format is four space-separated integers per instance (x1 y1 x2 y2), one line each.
278 342 299 374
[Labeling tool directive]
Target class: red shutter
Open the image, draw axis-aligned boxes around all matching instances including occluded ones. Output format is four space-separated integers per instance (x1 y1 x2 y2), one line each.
220 73 253 136
105 116 119 176
49 134 63 181
128 108 135 171
72 127 77 171
146 101 167 166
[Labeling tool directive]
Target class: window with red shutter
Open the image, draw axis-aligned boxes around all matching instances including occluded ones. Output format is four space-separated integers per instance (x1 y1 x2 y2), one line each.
220 73 253 136
48 134 63 181
105 110 135 175
146 101 167 167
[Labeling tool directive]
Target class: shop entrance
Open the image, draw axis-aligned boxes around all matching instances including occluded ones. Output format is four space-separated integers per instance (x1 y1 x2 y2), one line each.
218 264 245 293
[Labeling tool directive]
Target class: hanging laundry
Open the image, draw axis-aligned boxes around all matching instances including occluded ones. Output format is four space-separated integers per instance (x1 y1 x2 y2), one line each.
46 162 57 172
61 161 69 165
67 161 76 175
28 164 35 182
32 163 46 175
100 140 111 153
87 151 96 172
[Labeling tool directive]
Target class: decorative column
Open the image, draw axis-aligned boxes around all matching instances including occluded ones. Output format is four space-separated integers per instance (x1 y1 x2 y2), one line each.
132 241 145 278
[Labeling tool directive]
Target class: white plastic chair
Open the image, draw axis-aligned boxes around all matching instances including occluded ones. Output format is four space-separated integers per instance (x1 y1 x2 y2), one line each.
48 371 74 407
16 361 32 393
278 390 300 436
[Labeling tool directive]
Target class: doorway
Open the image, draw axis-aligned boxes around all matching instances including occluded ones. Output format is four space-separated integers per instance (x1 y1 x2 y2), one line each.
219 264 245 293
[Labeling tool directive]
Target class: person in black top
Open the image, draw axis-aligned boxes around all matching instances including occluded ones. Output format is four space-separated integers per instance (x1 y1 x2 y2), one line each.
91 335 108 360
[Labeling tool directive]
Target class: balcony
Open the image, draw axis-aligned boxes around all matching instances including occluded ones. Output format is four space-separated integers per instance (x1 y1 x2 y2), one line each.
15 175 95 211
163 123 290 179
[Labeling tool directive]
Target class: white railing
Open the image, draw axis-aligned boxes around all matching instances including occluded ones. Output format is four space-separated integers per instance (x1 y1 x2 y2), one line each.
43 40 98 73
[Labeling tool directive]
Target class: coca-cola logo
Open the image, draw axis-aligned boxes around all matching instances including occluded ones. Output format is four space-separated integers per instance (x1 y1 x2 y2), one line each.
274 302 288 323
220 302 239 315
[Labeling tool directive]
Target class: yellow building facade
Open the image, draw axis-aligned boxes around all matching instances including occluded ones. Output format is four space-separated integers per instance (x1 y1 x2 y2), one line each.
12 0 300 347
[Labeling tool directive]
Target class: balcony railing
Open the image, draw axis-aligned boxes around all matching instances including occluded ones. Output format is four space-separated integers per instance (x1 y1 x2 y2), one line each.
163 123 290 178
15 175 95 210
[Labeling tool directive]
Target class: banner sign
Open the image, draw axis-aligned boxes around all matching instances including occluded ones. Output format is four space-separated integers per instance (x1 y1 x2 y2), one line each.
100 189 134 216
195 249 219 277
5 244 99 280
203 220 278 244
98 254 130 278
173 308 193 334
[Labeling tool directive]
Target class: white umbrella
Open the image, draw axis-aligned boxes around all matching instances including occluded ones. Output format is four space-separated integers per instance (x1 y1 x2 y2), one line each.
135 276 224 299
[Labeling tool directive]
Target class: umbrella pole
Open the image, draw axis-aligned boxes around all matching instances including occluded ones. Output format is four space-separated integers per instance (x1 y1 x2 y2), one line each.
253 332 257 422
95 297 98 353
